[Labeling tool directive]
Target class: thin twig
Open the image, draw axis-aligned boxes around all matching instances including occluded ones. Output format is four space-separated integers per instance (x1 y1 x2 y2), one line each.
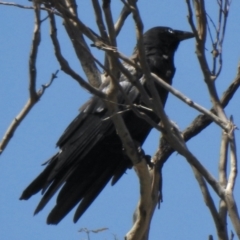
0 1 62 16
29 2 41 100
215 0 231 78
38 70 59 96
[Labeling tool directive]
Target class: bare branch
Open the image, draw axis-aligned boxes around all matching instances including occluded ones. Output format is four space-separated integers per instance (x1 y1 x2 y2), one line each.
128 157 152 240
29 3 41 100
0 100 34 155
218 199 229 240
52 0 102 87
102 0 117 47
185 0 198 36
215 0 231 78
114 3 131 36
186 0 228 123
226 117 238 192
192 166 228 240
79 227 108 240
176 139 225 199
0 1 60 15
38 70 59 96
0 69 59 154
91 0 108 40
225 192 240 239
64 22 102 88
52 1 102 44
151 73 229 131
218 130 229 238
224 116 240 238
0 2 45 154
219 131 228 187
48 11 106 99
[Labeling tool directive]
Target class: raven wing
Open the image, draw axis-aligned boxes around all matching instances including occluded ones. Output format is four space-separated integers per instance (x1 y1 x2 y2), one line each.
20 70 149 224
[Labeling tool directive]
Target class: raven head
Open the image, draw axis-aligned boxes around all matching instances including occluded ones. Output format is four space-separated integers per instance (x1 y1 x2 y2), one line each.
143 26 194 57
142 26 194 82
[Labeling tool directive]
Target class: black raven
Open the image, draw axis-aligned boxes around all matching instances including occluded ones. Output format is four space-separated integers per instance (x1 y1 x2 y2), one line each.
20 27 194 224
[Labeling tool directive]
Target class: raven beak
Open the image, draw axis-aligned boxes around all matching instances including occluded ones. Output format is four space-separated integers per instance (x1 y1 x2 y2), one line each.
175 30 195 41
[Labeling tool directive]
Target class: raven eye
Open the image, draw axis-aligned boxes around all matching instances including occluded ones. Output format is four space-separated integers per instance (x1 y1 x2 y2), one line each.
168 29 174 34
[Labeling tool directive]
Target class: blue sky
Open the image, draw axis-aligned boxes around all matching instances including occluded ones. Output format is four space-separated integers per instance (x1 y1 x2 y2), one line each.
0 1 240 239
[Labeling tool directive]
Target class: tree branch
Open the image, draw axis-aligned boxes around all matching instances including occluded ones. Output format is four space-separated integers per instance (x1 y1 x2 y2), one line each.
51 0 102 87
48 11 106 99
0 70 58 155
0 1 61 15
151 73 228 131
218 130 229 239
114 3 131 36
191 166 228 240
187 0 229 124
225 116 240 238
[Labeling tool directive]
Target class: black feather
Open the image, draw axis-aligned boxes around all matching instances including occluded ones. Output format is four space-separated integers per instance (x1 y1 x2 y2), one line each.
20 26 194 224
